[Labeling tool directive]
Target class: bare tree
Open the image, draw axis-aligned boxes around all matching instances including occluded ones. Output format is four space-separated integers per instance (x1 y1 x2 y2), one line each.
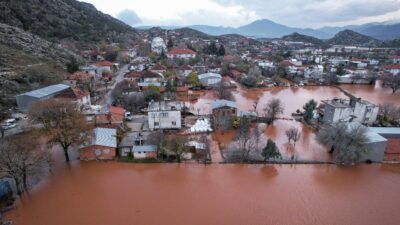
285 127 301 146
0 131 51 194
253 123 262 152
213 114 232 134
123 92 146 113
232 117 255 162
253 99 259 118
161 135 188 163
317 123 371 165
215 83 233 100
379 103 400 123
263 98 284 124
382 75 400 94
29 99 91 162
199 135 211 164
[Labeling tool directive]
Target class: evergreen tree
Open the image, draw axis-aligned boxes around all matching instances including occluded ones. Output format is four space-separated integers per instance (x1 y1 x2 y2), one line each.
218 45 226 56
261 139 281 162
209 42 218 55
303 99 317 123
66 57 80 73
167 37 174 50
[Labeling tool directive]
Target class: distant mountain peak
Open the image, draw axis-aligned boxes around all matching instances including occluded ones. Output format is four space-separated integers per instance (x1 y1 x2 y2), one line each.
281 32 324 45
328 29 378 46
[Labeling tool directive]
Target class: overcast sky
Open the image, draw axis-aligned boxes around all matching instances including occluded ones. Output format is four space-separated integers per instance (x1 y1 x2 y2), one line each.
81 0 400 28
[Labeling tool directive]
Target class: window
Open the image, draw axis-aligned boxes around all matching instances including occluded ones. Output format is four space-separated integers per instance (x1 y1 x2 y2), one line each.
161 112 169 118
172 121 176 126
154 122 159 127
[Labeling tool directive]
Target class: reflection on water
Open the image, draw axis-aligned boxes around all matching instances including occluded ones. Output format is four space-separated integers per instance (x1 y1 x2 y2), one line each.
187 82 400 161
6 162 400 225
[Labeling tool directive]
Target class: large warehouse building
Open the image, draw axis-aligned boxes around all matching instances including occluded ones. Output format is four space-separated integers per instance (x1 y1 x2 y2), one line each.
16 84 70 112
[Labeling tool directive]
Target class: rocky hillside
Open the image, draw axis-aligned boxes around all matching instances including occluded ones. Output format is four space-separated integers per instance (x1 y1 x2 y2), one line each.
326 30 378 46
380 39 400 48
0 23 77 67
281 32 324 45
0 0 138 43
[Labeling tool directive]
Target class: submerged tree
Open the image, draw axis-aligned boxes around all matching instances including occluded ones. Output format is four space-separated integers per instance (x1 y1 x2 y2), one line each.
29 99 91 162
261 139 281 162
161 135 188 163
317 123 371 165
233 117 255 162
285 127 301 146
303 99 317 123
263 98 284 125
382 75 400 94
0 131 51 194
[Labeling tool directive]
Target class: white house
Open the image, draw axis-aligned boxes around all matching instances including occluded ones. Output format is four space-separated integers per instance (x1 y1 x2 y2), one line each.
198 72 222 87
304 65 324 79
148 101 183 130
167 48 196 59
322 98 379 125
384 64 400 75
151 37 167 54
177 65 193 77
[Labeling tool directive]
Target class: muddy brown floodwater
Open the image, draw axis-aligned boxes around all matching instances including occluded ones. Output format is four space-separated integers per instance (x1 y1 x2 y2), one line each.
6 83 400 225
186 81 400 162
6 160 400 225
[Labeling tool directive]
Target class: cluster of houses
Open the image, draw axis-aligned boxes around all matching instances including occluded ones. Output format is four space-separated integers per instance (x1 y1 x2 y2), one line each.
7 28 400 165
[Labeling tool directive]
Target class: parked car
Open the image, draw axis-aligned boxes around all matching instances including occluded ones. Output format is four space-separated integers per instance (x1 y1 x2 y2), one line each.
1 118 17 130
124 112 133 121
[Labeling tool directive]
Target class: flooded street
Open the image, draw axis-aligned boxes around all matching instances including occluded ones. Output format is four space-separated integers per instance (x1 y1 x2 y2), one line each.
6 161 400 225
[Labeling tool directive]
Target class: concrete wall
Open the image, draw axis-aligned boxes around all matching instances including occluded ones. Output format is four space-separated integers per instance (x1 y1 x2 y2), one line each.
362 140 387 162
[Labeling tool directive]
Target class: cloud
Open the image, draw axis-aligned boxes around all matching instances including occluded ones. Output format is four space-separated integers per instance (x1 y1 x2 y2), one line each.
82 0 400 28
212 0 400 27
117 9 142 26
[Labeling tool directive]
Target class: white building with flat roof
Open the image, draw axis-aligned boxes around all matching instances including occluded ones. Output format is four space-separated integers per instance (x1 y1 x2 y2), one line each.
147 101 183 131
322 98 379 125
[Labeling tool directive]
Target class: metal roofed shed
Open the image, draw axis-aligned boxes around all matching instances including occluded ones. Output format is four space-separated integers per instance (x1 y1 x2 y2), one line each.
92 128 117 148
16 84 70 112
211 100 237 109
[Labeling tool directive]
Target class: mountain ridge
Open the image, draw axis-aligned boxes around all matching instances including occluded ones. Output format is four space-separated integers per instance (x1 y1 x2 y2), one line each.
137 19 400 40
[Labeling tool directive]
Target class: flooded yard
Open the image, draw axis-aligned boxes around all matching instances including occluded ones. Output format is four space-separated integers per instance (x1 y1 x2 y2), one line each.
186 81 400 162
6 160 400 225
5 83 400 225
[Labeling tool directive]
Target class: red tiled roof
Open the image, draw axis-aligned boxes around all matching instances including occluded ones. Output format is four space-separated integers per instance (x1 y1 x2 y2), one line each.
168 48 195 55
179 64 192 70
384 64 400 70
95 60 114 67
124 71 142 78
65 71 93 81
387 55 400 59
230 70 241 78
350 57 361 62
279 60 295 67
55 87 89 100
176 86 188 92
150 64 167 71
109 106 124 115
143 70 162 78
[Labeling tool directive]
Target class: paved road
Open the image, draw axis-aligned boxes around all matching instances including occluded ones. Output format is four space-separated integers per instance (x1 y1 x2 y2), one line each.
103 64 129 105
